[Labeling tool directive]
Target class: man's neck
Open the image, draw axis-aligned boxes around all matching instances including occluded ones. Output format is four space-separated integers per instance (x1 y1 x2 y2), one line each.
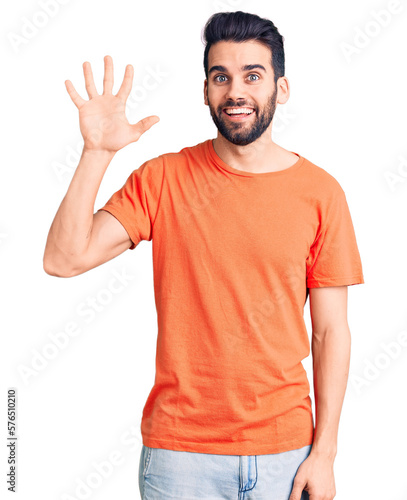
212 134 299 174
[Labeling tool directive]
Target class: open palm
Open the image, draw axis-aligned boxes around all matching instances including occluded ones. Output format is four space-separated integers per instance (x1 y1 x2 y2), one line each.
65 55 159 153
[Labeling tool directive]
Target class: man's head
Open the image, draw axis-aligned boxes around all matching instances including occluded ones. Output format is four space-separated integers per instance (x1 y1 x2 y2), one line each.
202 11 289 146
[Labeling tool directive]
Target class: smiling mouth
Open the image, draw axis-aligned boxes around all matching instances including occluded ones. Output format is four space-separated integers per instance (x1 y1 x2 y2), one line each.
222 107 255 120
223 107 255 116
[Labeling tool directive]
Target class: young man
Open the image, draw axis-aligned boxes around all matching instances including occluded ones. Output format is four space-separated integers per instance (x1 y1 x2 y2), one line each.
43 11 364 500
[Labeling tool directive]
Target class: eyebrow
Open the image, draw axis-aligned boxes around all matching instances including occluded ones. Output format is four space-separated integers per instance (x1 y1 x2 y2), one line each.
208 64 267 75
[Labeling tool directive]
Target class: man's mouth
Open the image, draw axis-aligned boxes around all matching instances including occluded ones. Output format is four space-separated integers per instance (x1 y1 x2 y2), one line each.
222 107 255 120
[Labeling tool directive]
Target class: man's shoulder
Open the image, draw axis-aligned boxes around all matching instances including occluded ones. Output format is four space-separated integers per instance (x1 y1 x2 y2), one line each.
300 154 345 196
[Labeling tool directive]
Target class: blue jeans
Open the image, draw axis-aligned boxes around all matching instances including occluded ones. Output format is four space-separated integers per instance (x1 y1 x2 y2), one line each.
138 443 312 499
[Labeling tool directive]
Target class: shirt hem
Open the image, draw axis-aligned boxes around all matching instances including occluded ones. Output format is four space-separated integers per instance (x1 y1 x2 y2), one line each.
307 274 364 288
97 206 140 250
142 429 314 456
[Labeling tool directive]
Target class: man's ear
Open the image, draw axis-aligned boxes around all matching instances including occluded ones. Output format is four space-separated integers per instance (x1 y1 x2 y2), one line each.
204 79 208 106
276 76 290 105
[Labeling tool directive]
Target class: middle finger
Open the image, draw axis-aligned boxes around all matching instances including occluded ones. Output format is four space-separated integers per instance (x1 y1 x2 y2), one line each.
103 55 114 95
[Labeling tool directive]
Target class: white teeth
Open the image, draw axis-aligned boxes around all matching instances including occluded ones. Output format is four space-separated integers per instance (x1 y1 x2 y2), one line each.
225 108 254 115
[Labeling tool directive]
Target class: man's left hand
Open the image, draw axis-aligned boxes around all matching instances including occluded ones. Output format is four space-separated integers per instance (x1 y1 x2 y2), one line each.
288 452 336 500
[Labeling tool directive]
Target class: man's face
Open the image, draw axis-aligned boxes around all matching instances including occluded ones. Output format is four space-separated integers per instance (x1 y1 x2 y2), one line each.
204 40 279 146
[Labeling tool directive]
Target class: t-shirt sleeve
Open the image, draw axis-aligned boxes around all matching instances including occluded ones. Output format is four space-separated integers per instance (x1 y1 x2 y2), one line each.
306 183 364 288
96 156 164 250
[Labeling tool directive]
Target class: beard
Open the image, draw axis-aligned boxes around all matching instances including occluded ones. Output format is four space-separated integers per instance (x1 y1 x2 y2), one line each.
207 88 277 146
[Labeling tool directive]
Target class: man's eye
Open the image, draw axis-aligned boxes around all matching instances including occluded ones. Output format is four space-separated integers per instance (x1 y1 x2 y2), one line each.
215 75 227 82
214 74 259 82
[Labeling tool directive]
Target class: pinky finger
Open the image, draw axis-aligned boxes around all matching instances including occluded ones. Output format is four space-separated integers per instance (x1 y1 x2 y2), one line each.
65 80 86 109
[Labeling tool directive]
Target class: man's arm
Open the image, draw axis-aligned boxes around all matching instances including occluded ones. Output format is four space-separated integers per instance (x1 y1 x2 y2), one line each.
43 148 131 277
289 285 349 500
43 55 159 277
309 285 350 460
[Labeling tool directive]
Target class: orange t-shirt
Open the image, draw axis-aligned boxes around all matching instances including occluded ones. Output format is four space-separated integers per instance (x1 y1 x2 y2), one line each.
98 139 364 455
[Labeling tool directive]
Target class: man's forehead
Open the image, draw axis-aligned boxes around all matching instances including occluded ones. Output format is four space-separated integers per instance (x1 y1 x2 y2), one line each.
208 40 273 70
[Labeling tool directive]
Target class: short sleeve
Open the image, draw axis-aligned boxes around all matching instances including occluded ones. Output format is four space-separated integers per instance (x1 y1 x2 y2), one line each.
306 185 364 288
97 156 164 250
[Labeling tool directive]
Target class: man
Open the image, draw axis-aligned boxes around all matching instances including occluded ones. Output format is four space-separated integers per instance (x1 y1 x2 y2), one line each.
43 10 364 500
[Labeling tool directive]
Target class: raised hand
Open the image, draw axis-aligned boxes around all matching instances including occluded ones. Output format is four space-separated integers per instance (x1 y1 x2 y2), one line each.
65 55 160 153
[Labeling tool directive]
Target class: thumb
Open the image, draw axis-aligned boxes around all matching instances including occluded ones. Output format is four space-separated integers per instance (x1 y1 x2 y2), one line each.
131 115 160 142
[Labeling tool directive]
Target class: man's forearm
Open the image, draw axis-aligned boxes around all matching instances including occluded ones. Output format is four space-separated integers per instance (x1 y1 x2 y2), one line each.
43 148 115 275
310 325 351 460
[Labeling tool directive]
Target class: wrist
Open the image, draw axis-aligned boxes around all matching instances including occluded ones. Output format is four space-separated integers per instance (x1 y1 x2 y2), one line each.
82 147 116 158
310 443 337 462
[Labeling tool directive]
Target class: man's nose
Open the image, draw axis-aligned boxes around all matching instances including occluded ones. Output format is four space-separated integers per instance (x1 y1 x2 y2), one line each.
224 78 247 102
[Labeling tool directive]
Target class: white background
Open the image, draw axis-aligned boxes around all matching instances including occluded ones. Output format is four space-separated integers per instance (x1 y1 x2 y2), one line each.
1 0 407 499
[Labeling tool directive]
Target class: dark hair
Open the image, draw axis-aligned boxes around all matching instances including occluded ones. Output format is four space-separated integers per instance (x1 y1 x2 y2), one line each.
202 11 285 84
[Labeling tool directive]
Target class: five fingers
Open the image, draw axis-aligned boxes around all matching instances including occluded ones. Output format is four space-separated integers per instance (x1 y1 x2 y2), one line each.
65 56 147 126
